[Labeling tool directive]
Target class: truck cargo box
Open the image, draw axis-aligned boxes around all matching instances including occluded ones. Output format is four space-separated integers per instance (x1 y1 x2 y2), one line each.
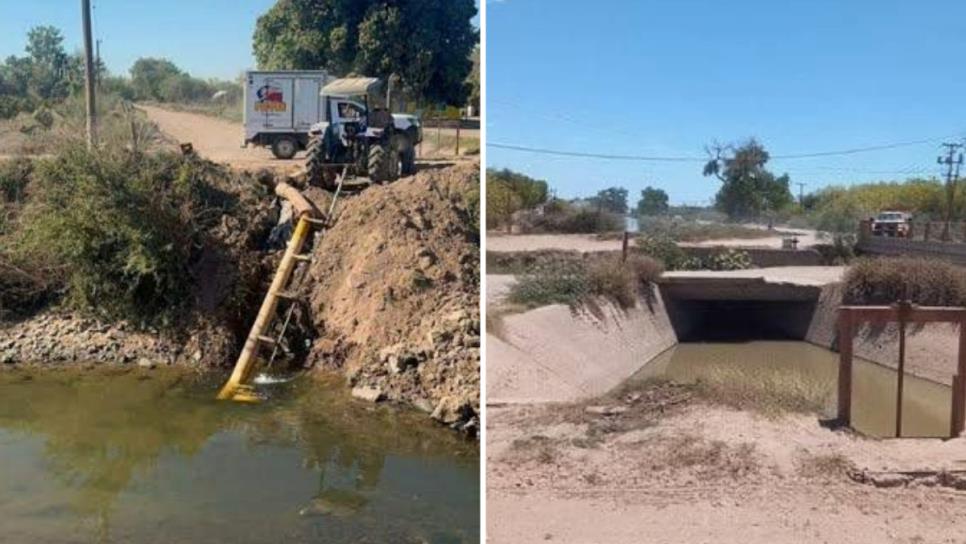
243 70 333 158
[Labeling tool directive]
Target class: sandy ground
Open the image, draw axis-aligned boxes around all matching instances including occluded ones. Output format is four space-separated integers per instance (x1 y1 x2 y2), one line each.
680 226 823 249
139 104 475 173
487 233 624 253
488 395 966 544
487 227 824 253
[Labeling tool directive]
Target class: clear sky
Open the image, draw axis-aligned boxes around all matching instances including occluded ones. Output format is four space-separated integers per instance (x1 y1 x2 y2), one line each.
487 0 966 205
0 0 277 80
0 1 480 82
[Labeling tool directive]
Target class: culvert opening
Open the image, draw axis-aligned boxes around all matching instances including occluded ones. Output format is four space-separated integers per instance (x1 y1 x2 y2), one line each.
664 299 818 342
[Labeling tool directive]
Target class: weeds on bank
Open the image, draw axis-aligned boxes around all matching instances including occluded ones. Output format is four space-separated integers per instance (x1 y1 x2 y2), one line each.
506 254 663 310
844 257 966 307
1 145 267 328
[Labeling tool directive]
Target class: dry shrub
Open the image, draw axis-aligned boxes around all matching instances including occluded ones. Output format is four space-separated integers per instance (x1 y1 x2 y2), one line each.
508 253 663 310
844 257 966 306
655 435 759 479
586 254 663 309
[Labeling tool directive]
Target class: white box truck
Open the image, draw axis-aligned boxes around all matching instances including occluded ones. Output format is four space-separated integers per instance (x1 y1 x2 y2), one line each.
243 70 335 159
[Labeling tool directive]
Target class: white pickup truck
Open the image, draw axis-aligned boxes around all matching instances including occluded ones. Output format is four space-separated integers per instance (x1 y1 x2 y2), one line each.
243 70 421 160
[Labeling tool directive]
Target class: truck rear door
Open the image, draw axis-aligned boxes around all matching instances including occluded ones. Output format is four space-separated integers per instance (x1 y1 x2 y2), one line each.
293 77 322 131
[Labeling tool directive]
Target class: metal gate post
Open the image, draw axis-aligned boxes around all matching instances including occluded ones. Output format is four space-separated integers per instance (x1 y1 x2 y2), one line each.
838 309 854 425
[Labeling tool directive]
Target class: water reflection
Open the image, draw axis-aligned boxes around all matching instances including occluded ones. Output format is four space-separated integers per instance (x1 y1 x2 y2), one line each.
0 369 479 544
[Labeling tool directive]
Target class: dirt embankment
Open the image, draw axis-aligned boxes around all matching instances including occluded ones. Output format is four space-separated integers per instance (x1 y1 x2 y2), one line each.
301 162 480 431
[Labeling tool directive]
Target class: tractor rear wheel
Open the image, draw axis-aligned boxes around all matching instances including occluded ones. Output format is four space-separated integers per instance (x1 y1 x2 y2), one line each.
304 136 324 186
367 142 393 183
393 134 417 176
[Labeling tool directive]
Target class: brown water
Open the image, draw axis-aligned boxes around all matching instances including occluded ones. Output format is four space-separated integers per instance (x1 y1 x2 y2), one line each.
0 369 479 544
636 341 953 438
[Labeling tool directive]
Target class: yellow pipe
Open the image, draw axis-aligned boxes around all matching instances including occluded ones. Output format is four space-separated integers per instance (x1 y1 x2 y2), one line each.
217 215 314 400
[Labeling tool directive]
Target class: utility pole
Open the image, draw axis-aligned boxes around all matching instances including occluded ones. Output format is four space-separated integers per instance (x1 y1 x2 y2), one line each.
82 0 97 148
95 39 102 89
938 142 964 240
796 182 806 208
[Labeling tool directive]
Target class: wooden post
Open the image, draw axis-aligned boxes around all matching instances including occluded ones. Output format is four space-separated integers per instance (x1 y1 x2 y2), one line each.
953 322 966 438
455 121 461 156
925 222 932 241
621 231 630 262
895 301 912 437
81 0 97 148
838 309 854 425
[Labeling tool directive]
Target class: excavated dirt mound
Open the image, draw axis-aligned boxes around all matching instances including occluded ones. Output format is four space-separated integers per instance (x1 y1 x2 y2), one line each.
302 163 480 433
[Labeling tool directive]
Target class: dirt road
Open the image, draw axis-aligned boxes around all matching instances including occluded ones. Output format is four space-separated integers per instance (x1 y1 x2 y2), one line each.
139 105 298 173
139 104 477 173
488 398 966 543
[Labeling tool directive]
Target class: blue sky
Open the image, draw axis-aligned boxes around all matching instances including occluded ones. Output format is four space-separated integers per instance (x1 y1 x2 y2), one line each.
487 0 966 205
0 1 480 82
0 1 275 80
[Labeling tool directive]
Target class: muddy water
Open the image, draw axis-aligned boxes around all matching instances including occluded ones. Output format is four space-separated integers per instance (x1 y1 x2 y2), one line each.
0 369 478 544
635 341 953 438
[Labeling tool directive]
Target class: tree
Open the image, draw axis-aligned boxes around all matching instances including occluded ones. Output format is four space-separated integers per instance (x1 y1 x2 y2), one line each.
252 0 478 106
486 179 522 232
487 168 548 209
703 139 793 219
592 187 628 215
637 186 669 216
130 58 182 101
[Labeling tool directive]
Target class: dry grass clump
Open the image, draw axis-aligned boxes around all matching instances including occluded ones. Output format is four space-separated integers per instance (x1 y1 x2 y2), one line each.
797 452 854 479
844 257 966 306
648 435 760 479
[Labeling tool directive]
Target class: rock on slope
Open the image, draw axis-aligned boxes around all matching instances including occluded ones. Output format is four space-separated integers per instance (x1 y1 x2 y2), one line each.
303 163 480 433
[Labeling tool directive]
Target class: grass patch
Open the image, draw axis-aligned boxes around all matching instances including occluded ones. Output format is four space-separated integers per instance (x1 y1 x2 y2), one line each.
844 257 966 306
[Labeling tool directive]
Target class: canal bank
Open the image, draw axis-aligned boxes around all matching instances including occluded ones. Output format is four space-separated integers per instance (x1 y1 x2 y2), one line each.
487 266 963 406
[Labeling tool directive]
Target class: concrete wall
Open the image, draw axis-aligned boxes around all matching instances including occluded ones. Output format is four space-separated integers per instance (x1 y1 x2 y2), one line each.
486 286 677 404
806 283 958 385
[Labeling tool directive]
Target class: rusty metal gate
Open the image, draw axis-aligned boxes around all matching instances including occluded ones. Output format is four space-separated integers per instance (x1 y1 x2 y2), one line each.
837 302 966 438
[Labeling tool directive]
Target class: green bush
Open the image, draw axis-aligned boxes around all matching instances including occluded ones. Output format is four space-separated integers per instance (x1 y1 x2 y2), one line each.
9 146 255 328
707 248 752 271
637 232 691 269
508 259 589 308
843 257 966 306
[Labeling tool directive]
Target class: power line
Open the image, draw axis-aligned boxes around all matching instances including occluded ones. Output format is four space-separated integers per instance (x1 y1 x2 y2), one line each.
487 143 704 162
489 134 959 162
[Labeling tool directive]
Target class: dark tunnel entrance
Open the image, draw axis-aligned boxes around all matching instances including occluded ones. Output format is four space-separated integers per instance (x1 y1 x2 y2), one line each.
659 278 821 342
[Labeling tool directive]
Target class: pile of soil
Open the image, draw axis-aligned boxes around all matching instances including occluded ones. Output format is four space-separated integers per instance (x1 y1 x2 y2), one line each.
302 162 480 433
